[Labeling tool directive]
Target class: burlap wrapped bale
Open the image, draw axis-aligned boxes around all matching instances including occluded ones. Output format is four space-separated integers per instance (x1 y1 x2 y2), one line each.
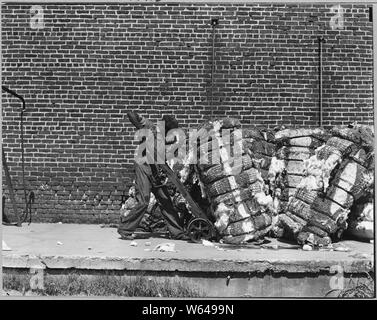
213 197 264 222
236 168 263 188
296 231 332 246
206 176 238 198
285 160 306 175
332 159 374 201
349 148 370 167
198 130 244 156
326 137 359 156
316 145 343 161
243 127 277 174
260 169 270 181
272 128 329 219
294 188 348 222
214 202 252 228
275 128 328 141
303 225 329 238
325 186 354 208
248 180 266 196
284 136 326 148
244 126 275 142
276 146 314 161
278 124 374 246
244 139 276 157
279 212 332 244
331 123 374 150
212 188 252 206
194 118 275 244
243 128 265 141
206 168 262 198
287 198 338 234
286 174 304 188
182 118 243 175
278 200 289 214
279 187 297 202
200 155 254 185
221 213 272 237
244 138 276 172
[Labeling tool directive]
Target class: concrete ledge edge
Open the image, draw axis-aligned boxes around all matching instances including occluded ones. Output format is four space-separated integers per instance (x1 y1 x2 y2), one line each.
2 254 374 274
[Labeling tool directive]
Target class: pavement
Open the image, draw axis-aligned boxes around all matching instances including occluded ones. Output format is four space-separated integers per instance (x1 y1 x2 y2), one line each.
2 223 374 274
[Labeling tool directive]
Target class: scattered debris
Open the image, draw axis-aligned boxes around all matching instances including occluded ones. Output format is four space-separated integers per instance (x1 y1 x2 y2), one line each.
201 239 214 247
2 241 11 251
153 243 177 252
333 244 350 252
302 244 313 251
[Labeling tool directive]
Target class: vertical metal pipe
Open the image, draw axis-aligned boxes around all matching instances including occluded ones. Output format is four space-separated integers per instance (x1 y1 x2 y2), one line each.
210 26 215 117
2 86 28 223
20 102 27 222
210 18 218 118
318 37 325 127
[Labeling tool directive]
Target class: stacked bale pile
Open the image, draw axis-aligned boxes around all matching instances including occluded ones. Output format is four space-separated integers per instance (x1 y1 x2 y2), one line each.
271 128 329 215
278 124 374 247
341 125 374 241
241 127 282 233
192 118 274 244
242 127 277 182
266 128 329 237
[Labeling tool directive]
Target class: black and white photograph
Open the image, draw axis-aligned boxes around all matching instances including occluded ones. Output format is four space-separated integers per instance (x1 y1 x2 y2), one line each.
1 0 375 301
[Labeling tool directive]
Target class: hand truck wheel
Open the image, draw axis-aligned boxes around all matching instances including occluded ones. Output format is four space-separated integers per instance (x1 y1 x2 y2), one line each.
187 218 214 243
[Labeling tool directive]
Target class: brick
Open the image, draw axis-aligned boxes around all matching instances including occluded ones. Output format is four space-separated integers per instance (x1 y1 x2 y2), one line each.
1 3 373 223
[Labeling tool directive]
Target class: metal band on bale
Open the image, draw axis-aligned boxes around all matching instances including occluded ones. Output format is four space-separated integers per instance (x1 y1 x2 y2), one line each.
200 155 254 184
275 128 327 141
326 136 359 156
288 198 338 234
276 146 314 161
285 136 325 148
325 185 354 209
212 188 251 206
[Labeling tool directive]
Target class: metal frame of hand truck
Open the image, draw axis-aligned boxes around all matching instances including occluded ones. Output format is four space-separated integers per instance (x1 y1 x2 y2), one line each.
157 163 217 242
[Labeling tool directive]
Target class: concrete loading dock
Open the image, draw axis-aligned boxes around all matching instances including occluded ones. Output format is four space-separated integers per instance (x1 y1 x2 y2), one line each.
2 223 374 297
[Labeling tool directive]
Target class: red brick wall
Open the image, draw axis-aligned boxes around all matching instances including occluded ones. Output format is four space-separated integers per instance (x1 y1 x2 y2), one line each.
1 3 373 223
